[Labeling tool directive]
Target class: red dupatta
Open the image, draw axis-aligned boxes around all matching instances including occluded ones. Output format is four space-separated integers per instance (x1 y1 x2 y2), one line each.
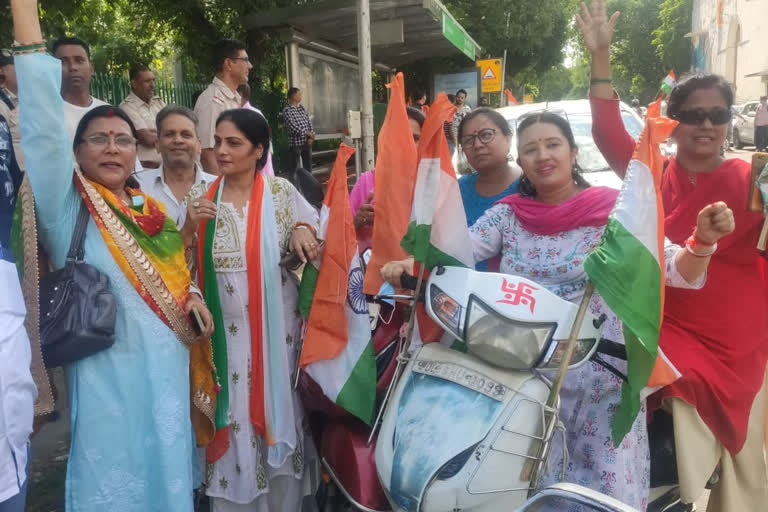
649 157 768 453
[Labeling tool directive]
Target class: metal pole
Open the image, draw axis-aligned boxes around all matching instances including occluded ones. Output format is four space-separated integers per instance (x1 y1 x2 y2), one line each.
546 282 594 406
357 0 375 172
368 263 427 445
500 49 507 106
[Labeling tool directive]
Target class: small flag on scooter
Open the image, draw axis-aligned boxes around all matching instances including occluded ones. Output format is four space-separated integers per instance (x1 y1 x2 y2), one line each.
298 144 377 425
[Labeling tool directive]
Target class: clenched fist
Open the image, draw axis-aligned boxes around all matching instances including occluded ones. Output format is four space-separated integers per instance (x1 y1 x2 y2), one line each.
695 201 735 245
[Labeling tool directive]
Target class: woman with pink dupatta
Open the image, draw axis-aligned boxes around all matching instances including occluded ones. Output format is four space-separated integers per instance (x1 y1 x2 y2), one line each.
382 112 733 510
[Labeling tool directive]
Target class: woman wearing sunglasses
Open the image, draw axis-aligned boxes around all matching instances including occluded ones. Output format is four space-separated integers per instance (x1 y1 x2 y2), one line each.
578 1 768 510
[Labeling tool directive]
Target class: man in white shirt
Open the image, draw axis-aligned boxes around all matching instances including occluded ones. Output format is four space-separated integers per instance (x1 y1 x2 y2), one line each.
0 257 36 512
51 37 108 141
135 105 215 249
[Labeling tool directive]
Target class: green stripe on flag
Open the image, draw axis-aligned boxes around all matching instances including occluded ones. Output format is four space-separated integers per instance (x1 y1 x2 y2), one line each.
401 221 468 269
584 219 662 442
336 341 377 425
297 263 319 319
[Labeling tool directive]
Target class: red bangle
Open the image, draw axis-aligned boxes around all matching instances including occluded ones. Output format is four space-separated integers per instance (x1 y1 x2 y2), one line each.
685 235 717 257
293 222 316 236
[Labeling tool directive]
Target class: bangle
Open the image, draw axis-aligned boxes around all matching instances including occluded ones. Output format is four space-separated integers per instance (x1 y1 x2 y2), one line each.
590 77 612 84
685 235 717 257
293 222 316 236
12 41 47 55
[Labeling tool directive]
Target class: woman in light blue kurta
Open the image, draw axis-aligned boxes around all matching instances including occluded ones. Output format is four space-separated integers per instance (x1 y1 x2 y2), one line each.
16 52 212 512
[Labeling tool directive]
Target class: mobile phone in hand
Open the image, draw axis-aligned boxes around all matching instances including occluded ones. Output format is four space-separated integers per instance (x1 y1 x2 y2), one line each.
190 308 205 336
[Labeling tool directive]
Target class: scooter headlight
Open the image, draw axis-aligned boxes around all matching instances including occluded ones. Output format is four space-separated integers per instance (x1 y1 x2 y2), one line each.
464 296 555 370
429 284 463 337
538 337 597 369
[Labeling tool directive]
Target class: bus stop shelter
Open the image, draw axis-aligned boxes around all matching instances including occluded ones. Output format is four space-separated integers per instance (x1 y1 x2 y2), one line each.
243 0 481 172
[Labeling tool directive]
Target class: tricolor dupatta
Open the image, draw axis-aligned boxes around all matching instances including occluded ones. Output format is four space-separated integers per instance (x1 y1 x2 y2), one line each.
197 173 297 466
73 169 217 446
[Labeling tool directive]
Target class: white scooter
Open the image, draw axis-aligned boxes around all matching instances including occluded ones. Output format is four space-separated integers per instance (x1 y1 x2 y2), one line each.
373 265 644 512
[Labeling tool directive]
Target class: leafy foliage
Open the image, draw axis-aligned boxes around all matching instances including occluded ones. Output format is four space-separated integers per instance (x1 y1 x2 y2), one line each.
652 0 692 75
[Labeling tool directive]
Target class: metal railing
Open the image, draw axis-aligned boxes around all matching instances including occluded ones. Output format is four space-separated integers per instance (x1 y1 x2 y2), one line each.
90 73 207 108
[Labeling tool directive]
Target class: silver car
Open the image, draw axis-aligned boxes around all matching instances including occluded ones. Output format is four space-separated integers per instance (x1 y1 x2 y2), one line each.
455 99 645 190
733 100 759 149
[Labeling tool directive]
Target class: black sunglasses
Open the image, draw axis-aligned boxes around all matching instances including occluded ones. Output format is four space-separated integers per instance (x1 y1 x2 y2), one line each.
673 107 731 126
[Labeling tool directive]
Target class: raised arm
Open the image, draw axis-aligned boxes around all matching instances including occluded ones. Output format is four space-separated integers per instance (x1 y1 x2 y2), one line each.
577 0 635 176
12 0 76 228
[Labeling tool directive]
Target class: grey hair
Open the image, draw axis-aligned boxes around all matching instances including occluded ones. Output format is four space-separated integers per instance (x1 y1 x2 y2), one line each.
156 104 199 133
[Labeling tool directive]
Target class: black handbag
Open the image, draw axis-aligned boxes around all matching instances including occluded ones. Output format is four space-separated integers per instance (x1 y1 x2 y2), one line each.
39 200 116 367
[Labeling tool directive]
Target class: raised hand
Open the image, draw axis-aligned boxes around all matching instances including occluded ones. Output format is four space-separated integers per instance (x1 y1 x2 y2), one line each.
575 0 620 55
695 202 735 245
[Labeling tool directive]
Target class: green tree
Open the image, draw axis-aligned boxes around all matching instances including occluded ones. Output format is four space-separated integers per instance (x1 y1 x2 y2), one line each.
652 0 692 75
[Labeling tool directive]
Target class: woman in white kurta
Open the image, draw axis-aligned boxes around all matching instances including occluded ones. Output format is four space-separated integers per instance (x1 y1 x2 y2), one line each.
382 111 735 510
189 108 319 511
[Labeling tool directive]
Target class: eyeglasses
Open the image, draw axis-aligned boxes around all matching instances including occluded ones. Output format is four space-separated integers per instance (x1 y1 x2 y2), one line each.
460 128 497 148
672 108 731 125
229 57 251 65
82 133 137 149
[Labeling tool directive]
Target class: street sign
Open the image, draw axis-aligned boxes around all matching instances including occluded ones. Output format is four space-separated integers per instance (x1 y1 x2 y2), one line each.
523 94 535 104
476 58 502 93
442 13 476 60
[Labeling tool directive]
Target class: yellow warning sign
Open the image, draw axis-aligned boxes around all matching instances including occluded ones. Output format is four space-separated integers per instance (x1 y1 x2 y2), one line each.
476 58 502 93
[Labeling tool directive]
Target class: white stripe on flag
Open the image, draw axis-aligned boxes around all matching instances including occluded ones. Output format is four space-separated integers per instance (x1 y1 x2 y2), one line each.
612 159 661 264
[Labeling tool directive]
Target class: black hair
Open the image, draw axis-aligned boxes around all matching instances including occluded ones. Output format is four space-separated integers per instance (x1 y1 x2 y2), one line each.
216 108 270 170
413 90 427 101
667 73 734 120
406 106 426 127
447 94 456 103
237 83 251 101
761 95 768 101
287 87 301 100
129 63 151 81
52 37 91 59
515 111 590 198
212 39 246 73
73 105 138 152
456 89 468 97
457 107 512 140
156 105 198 133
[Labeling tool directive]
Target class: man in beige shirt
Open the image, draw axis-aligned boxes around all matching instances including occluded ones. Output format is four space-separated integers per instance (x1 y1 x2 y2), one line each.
193 39 251 174
120 64 166 169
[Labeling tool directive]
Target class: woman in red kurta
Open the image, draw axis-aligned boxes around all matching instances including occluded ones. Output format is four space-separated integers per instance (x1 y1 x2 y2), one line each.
577 1 768 510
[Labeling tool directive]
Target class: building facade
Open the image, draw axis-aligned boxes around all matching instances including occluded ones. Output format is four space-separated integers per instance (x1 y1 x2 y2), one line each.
690 0 768 103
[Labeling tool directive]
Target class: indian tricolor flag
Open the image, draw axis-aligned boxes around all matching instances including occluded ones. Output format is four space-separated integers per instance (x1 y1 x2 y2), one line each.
298 143 376 424
660 71 676 95
401 93 474 344
583 97 680 443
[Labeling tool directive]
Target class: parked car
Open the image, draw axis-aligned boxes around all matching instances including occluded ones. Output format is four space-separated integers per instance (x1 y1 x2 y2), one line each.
455 99 645 190
733 100 759 149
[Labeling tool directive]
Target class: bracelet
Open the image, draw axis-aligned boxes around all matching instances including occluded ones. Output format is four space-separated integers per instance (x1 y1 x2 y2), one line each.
12 41 47 55
590 77 612 84
685 235 717 257
293 222 316 236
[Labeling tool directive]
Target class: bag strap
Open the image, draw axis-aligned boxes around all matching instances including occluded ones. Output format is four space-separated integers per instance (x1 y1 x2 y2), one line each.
66 200 90 264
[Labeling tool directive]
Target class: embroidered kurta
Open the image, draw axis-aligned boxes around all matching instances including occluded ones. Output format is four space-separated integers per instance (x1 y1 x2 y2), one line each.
17 54 198 511
469 203 702 511
201 176 318 510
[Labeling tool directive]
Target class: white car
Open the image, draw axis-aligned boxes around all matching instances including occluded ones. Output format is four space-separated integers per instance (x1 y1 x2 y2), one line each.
733 100 759 149
455 99 646 190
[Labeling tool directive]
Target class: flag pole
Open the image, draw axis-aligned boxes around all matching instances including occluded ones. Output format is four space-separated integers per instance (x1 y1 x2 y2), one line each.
546 282 594 407
367 262 426 445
